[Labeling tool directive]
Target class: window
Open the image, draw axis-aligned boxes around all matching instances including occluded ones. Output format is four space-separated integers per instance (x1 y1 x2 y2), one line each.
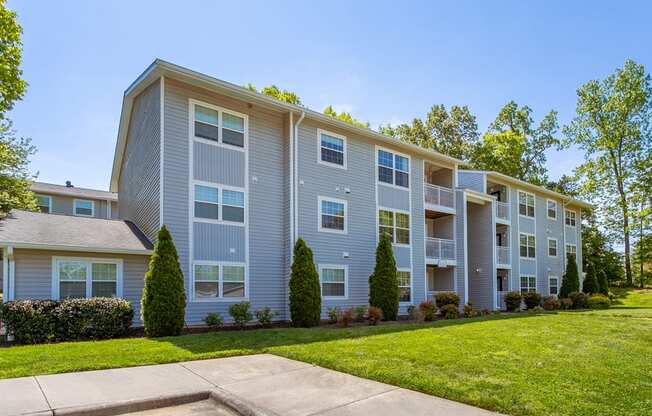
398 270 411 302
36 195 51 213
320 265 347 298
193 102 246 148
549 276 559 296
193 183 245 224
54 258 121 299
378 209 410 245
318 130 346 168
565 210 577 227
520 275 537 293
319 197 346 233
377 149 409 188
566 244 577 259
518 191 535 217
74 199 94 217
519 233 536 258
548 238 558 257
547 199 557 220
192 263 246 300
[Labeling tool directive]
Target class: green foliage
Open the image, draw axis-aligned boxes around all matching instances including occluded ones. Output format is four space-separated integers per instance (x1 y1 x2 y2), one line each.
0 121 37 215
203 313 222 327
434 292 461 309
367 306 383 325
141 226 186 337
560 298 574 310
569 292 589 309
597 270 609 295
337 307 354 327
560 255 580 298
522 292 542 309
504 291 522 312
323 105 369 129
587 295 611 309
327 306 340 324
289 239 321 327
0 1 27 117
0 298 133 344
582 220 624 287
369 233 399 320
440 304 459 319
419 300 437 321
582 262 599 294
245 83 302 105
228 302 252 328
353 306 366 322
542 296 560 311
254 307 276 326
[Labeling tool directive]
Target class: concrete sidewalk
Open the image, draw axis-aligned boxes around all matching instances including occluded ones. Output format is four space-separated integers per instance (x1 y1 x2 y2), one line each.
0 354 502 416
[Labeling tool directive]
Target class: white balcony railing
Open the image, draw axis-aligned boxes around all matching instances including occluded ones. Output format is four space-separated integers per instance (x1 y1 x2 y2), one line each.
496 201 510 222
496 245 511 266
426 238 456 261
424 184 455 209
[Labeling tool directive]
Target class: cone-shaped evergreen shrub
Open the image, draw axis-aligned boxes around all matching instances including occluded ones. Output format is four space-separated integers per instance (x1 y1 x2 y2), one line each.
597 269 609 295
141 226 186 337
369 233 399 321
289 239 321 327
560 254 580 298
582 263 599 294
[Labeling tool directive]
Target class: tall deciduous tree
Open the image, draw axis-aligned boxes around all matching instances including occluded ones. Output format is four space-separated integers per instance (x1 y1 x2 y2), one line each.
323 105 369 129
0 0 27 118
564 60 652 285
245 83 302 105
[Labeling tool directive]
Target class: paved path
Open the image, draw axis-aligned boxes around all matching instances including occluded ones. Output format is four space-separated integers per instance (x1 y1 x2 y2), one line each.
0 354 503 416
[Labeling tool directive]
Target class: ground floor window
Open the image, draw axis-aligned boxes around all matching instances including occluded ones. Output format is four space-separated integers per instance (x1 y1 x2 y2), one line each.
520 275 537 293
319 265 347 298
53 257 121 299
192 262 246 300
549 276 559 296
397 270 411 302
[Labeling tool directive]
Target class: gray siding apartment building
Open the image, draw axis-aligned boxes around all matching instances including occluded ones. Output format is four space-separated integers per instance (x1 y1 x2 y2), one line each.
0 60 590 323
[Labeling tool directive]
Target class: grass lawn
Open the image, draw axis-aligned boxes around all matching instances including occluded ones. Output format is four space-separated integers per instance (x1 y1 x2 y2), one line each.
1 291 651 416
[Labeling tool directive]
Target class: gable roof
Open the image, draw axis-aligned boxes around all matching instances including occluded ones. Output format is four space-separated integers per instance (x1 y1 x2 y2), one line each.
0 210 152 255
31 182 118 201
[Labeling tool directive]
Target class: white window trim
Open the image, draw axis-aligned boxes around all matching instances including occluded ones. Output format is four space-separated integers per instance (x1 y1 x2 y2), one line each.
547 237 558 258
378 206 411 247
74 199 95 217
317 129 347 170
517 190 536 219
51 256 123 300
549 275 559 297
520 274 537 293
318 196 348 234
318 264 348 300
191 261 248 302
397 268 412 304
519 232 536 259
565 243 577 257
192 179 246 227
376 146 411 190
546 199 558 220
565 209 577 227
35 194 52 213
190 99 248 152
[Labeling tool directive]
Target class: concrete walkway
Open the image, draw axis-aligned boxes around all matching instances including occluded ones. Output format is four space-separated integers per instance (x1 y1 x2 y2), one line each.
0 354 502 416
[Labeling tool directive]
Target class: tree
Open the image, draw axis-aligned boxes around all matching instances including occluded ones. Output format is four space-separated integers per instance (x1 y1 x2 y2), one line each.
245 83 302 105
369 233 399 320
582 262 599 294
141 226 186 337
0 1 27 118
379 104 479 161
597 269 609 295
289 239 321 327
560 254 580 298
323 105 369 129
0 121 36 215
564 60 652 286
472 101 559 184
633 234 652 288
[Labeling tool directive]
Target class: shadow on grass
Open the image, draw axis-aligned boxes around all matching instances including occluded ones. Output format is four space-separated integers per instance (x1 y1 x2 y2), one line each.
156 312 543 355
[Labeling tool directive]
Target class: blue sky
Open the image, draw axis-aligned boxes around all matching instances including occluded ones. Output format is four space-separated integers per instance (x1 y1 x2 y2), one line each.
6 1 652 190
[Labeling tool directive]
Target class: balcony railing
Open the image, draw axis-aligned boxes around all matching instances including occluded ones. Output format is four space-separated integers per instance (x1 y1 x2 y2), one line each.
424 184 455 209
426 237 456 261
496 245 511 266
496 201 510 222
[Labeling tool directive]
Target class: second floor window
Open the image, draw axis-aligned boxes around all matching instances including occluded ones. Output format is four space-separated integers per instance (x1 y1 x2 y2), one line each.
378 149 409 188
193 103 245 148
319 197 346 233
547 199 557 219
36 195 51 213
74 199 94 217
565 210 577 227
518 191 535 217
519 233 536 258
193 184 244 224
319 130 346 167
379 209 410 245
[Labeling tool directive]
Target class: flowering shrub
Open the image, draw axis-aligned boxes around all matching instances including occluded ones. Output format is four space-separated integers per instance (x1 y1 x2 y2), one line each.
367 306 383 325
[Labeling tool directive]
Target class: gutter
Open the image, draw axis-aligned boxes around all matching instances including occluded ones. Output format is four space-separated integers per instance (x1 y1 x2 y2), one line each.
0 243 152 256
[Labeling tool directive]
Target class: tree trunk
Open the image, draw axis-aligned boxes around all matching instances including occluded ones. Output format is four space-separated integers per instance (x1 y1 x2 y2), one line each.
641 201 645 289
621 194 633 286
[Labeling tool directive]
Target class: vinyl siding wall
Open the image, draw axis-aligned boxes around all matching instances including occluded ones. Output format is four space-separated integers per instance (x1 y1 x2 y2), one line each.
466 201 495 310
36 194 114 219
458 171 485 193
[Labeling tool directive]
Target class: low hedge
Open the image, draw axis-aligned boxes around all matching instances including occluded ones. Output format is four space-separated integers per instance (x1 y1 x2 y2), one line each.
587 295 611 309
1 298 134 344
434 292 460 309
522 292 542 310
504 291 522 312
569 292 589 309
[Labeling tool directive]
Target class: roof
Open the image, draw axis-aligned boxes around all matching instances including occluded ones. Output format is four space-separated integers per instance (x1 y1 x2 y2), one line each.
110 59 465 192
461 170 592 209
31 182 118 201
0 210 152 255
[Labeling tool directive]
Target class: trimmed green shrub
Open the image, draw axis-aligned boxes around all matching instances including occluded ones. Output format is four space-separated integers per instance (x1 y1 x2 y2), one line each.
419 300 437 321
559 298 573 310
434 292 460 309
569 291 588 309
440 304 459 319
229 301 253 328
204 313 223 327
587 295 611 309
255 307 276 326
338 307 354 327
542 296 560 311
141 226 186 337
289 239 321 327
522 292 542 310
327 306 340 324
367 306 383 325
597 270 609 295
582 263 599 294
0 298 133 344
531 306 545 314
353 306 366 322
504 291 522 312
560 254 580 298
369 233 399 321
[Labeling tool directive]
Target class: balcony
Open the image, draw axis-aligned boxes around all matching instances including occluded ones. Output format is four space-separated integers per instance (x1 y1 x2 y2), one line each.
496 245 511 267
424 184 455 211
426 237 456 264
495 201 510 223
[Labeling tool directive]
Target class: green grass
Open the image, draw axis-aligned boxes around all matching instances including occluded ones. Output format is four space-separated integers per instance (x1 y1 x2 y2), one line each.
1 291 651 416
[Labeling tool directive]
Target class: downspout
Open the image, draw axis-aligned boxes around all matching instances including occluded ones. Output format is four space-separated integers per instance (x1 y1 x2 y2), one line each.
289 111 294 265
293 111 305 244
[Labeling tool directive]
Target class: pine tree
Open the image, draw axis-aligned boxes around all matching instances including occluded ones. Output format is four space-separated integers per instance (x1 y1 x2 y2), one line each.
369 233 399 320
560 254 580 298
289 239 321 327
597 269 609 295
582 262 599 294
141 226 186 337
